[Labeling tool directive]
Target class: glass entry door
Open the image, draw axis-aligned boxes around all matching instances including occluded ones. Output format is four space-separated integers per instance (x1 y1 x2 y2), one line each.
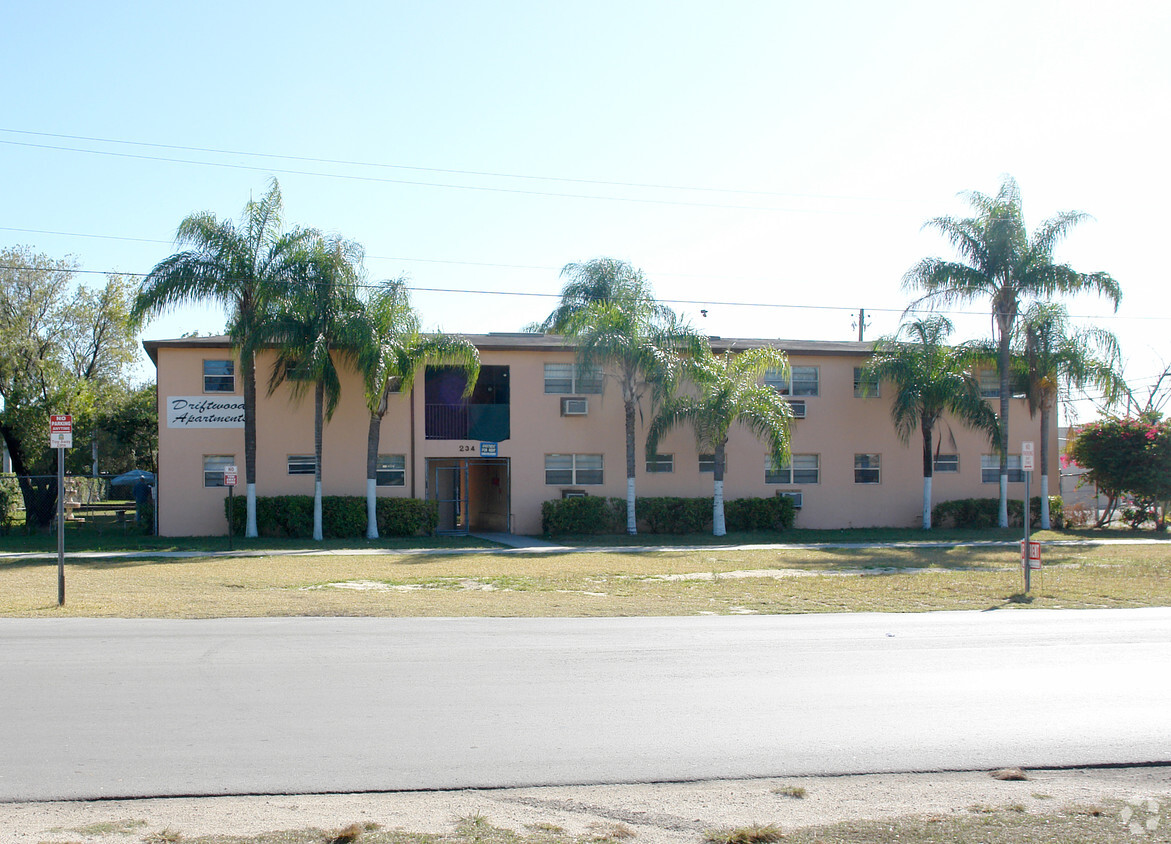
430 461 467 533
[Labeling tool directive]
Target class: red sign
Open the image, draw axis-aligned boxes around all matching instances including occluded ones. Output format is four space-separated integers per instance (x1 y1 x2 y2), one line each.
1021 540 1041 570
223 465 238 487
50 414 73 433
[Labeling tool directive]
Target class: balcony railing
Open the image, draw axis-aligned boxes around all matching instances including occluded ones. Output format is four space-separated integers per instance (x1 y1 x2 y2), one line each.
425 404 510 441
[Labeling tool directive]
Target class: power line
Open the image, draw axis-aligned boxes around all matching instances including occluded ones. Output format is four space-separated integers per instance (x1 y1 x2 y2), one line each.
0 127 918 204
0 139 894 216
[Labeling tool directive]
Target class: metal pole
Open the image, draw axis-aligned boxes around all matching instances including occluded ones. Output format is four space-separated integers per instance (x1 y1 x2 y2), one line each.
57 447 65 606
228 485 234 551
1023 469 1031 593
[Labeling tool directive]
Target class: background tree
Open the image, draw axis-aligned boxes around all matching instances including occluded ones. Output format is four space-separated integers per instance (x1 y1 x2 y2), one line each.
359 279 479 538
864 316 999 529
541 258 703 534
1067 415 1171 529
0 246 139 525
904 175 1121 527
647 346 793 536
265 234 367 541
132 179 314 538
1016 302 1126 528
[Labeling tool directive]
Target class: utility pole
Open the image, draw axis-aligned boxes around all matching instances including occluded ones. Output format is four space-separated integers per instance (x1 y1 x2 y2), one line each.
852 308 871 341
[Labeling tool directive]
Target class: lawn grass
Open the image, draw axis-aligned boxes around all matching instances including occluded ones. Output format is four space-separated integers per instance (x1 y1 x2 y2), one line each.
2 542 1168 618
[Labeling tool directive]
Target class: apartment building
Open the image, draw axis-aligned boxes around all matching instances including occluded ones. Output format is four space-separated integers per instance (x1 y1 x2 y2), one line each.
144 333 1056 536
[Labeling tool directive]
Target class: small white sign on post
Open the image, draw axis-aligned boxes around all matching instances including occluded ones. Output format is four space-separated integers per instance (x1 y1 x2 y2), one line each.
1021 441 1035 472
223 465 238 487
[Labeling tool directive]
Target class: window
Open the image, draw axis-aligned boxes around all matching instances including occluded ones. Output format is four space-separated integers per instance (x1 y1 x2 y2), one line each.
764 366 819 396
978 368 1000 398
646 453 674 473
982 454 1025 483
765 454 820 485
699 453 727 474
203 455 235 487
854 453 881 484
544 363 603 394
376 454 406 486
545 453 603 485
854 367 880 398
203 360 235 393
934 454 960 473
288 454 316 475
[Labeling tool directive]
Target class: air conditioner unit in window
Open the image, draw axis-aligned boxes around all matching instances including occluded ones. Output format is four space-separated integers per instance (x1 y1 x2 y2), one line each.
562 490 587 499
561 397 589 416
777 491 803 509
786 399 806 418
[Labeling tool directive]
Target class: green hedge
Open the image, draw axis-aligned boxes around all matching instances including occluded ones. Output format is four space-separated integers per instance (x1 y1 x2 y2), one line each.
541 496 626 535
541 494 797 536
931 496 1065 529
226 495 437 538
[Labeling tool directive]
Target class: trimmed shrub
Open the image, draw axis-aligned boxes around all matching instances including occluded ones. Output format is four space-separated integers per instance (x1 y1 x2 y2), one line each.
226 495 437 538
724 495 797 531
932 496 1064 529
541 496 626 536
638 496 712 534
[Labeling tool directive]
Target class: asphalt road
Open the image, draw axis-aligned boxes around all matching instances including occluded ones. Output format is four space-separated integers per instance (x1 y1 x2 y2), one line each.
1 608 1169 801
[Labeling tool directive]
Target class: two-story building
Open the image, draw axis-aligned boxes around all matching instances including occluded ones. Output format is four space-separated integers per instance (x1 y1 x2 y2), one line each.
144 333 1056 536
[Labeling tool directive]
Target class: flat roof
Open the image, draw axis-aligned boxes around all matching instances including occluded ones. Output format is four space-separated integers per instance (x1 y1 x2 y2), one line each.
142 333 875 365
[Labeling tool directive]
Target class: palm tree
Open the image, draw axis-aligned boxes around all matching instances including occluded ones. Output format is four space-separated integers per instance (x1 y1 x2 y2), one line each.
1016 302 1126 528
647 347 793 536
904 176 1121 527
265 234 367 541
542 258 704 534
131 179 313 538
358 280 479 539
864 317 999 529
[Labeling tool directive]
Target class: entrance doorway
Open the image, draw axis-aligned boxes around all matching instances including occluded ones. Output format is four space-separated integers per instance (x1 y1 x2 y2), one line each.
427 458 511 534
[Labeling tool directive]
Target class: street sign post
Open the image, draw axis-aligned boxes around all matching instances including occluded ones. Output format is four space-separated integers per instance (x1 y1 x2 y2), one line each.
1021 442 1035 593
50 414 72 606
224 466 238 550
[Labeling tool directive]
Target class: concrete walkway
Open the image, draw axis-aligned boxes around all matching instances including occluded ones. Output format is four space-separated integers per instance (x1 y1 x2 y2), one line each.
0 536 1166 562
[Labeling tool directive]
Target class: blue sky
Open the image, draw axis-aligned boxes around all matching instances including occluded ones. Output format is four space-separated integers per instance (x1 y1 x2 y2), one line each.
3 1 1168 419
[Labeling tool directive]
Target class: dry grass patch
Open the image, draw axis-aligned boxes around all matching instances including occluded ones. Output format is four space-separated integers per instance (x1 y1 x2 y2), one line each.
2 545 1169 618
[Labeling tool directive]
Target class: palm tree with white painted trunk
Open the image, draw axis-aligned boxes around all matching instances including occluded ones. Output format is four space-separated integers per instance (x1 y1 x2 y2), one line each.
1015 302 1126 528
904 176 1121 527
265 234 366 541
131 179 313 538
543 258 703 535
358 280 479 539
863 316 998 529
647 346 793 537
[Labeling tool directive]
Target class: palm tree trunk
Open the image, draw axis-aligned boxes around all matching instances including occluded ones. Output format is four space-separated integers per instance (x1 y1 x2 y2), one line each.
313 380 324 541
921 416 934 530
242 348 259 538
366 411 381 539
712 440 726 537
1039 402 1051 529
997 316 1012 528
624 397 637 535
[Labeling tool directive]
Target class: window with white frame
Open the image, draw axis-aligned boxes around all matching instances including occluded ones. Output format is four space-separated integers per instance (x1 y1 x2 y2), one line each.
764 366 819 396
645 453 674 473
699 453 727 474
853 367 880 398
287 454 316 475
203 454 236 487
545 453 603 485
765 454 820 484
978 368 1000 398
934 454 960 473
854 453 881 484
543 363 603 394
203 360 235 393
376 454 406 486
982 454 1025 483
